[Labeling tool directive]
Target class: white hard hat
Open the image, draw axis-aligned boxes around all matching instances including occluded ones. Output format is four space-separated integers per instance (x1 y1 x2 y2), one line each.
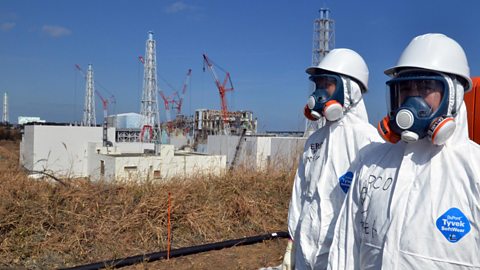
384 33 472 92
306 48 369 91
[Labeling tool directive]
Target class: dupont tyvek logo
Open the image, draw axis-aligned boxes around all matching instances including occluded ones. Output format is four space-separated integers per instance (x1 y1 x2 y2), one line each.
436 207 471 243
339 171 353 193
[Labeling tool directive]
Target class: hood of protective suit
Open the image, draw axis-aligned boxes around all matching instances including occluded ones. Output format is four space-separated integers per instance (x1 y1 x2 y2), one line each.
288 79 382 269
328 101 480 270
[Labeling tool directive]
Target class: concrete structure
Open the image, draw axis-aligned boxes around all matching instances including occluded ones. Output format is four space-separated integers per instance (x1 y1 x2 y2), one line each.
88 144 225 181
20 125 226 181
194 109 257 146
107 113 143 129
20 125 116 177
18 116 46 125
270 137 307 169
207 135 306 171
169 133 191 150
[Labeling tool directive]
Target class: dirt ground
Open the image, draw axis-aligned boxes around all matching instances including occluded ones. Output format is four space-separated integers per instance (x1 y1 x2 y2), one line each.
109 238 287 270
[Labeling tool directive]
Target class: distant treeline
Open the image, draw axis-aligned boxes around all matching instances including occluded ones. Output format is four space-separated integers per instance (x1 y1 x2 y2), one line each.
0 125 21 141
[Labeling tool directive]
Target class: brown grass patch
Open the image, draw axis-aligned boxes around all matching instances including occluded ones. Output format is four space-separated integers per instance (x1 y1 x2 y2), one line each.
0 141 295 269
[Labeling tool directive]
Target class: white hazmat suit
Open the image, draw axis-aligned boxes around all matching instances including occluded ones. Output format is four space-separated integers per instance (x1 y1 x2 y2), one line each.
328 33 480 270
288 74 382 269
328 103 480 269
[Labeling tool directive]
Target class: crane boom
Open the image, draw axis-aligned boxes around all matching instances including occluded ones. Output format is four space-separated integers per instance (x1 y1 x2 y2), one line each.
158 90 174 122
159 90 177 134
202 54 234 134
174 69 192 115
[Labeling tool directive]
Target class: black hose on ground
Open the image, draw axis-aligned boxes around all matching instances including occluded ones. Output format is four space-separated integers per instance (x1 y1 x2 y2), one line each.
60 231 289 270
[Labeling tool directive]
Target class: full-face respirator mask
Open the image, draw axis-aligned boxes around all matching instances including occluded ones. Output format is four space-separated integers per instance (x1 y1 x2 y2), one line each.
304 74 345 122
378 71 458 145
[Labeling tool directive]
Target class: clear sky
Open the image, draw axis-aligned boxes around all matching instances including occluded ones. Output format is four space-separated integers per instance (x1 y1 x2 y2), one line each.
0 0 478 131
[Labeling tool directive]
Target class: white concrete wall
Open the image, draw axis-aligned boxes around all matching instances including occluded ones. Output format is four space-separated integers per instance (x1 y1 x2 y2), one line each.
270 137 306 169
21 125 225 181
208 135 272 170
207 135 242 166
169 134 190 150
114 142 154 154
20 125 115 177
19 127 34 169
207 134 305 171
183 154 226 177
253 137 271 170
89 144 226 181
87 142 117 180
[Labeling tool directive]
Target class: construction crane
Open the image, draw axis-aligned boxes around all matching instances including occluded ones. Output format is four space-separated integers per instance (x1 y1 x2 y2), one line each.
74 64 113 146
138 55 187 115
158 90 176 133
202 54 234 135
96 91 111 146
75 64 116 109
173 69 192 115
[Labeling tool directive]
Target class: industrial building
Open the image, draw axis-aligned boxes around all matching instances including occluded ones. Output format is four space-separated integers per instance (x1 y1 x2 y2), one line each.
20 125 226 181
18 28 310 182
194 109 257 146
18 116 46 125
88 144 224 181
20 125 116 178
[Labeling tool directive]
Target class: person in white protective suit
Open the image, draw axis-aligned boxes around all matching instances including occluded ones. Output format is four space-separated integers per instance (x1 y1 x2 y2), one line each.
327 33 480 270
281 48 382 270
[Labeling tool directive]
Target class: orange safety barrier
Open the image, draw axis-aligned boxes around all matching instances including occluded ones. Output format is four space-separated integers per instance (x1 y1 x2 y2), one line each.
465 77 480 144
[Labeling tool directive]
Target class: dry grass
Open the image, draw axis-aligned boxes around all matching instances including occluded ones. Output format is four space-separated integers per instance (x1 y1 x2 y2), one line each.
0 141 295 269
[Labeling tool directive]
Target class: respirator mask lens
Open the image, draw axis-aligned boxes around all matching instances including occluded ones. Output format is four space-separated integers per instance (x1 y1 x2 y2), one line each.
387 76 445 115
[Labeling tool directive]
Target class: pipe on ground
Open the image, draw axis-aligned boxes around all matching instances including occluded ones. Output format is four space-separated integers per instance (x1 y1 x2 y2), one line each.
60 231 289 270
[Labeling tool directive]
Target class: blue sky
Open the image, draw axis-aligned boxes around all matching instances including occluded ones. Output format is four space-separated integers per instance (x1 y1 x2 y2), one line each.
0 0 478 131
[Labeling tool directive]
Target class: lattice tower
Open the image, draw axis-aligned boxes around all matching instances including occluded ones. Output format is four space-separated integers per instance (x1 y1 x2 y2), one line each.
83 64 96 126
139 31 161 143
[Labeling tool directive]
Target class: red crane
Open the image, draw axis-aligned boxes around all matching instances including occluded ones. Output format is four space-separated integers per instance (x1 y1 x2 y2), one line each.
173 69 192 115
202 54 234 134
158 90 176 132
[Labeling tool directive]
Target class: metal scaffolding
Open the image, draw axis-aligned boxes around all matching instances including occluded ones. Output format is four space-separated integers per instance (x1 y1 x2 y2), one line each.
312 8 335 66
82 64 96 126
140 31 161 143
305 8 335 136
